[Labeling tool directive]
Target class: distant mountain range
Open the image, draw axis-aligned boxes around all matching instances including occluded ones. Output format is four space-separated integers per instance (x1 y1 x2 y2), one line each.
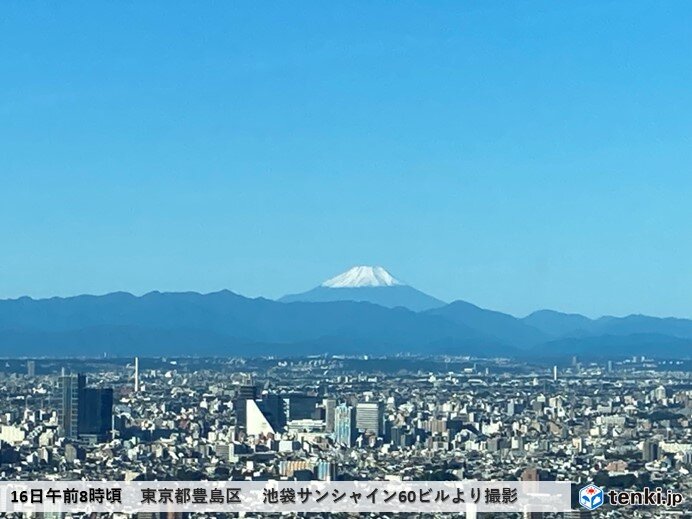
0 266 690 359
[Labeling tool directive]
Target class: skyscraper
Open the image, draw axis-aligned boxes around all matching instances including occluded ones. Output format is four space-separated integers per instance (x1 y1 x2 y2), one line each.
334 403 357 447
259 394 286 432
27 360 36 377
79 388 114 440
323 398 336 433
58 373 85 439
58 373 113 440
356 402 384 435
234 383 258 430
643 439 659 462
246 400 275 437
134 357 139 393
283 394 318 421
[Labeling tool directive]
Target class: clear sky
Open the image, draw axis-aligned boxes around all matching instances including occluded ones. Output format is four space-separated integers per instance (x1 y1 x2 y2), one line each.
2 2 691 318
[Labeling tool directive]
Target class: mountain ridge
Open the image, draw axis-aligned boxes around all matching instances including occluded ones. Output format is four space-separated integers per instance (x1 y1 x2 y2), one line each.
0 285 690 358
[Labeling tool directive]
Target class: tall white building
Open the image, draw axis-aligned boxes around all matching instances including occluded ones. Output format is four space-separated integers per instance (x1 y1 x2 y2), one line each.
246 400 275 437
356 402 384 435
134 357 139 393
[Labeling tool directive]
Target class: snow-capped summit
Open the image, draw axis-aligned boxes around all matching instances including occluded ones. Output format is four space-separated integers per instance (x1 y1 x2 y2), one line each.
321 266 402 288
280 265 445 311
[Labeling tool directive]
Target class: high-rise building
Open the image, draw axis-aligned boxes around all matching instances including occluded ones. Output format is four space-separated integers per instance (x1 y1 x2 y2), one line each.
79 387 113 440
356 402 384 435
246 400 275 437
27 360 36 377
234 384 258 430
237 384 258 400
259 394 286 432
134 357 139 393
334 403 356 446
283 394 318 421
58 373 85 439
323 398 336 433
58 373 113 440
643 439 659 462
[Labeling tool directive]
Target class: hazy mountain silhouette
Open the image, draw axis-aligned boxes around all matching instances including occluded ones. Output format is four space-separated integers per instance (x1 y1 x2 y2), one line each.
0 288 690 358
524 309 692 341
427 301 549 348
281 285 445 312
0 290 504 357
522 309 597 337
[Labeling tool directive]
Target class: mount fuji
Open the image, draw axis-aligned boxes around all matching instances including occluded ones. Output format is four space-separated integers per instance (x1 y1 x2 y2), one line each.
279 266 445 311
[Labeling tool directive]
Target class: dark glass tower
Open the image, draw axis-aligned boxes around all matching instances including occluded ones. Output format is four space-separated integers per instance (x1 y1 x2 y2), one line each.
79 387 114 438
58 373 113 440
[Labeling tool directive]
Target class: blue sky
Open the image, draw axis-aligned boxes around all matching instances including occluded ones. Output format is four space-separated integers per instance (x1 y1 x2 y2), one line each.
2 2 691 318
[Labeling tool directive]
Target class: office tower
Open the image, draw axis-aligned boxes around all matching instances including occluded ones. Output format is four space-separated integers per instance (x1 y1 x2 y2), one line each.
259 393 286 432
356 401 384 435
642 439 659 462
26 360 36 377
553 365 558 381
334 403 356 446
283 394 318 421
58 373 113 440
134 357 139 393
234 384 258 429
323 398 336 433
607 360 613 373
245 400 275 436
237 384 258 400
79 387 113 440
58 373 85 439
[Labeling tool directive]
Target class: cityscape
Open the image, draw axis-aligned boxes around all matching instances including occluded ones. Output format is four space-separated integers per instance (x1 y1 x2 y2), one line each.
0 354 689 517
4 1 692 518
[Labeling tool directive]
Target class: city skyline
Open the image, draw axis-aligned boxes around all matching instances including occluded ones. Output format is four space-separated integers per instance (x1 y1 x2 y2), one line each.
3 3 692 318
1 354 689 517
1 2 690 517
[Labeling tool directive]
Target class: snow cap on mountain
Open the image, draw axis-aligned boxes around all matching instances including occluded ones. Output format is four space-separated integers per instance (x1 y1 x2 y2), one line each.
321 266 403 288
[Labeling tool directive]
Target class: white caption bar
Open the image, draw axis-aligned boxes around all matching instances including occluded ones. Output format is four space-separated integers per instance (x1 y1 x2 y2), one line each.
0 480 572 513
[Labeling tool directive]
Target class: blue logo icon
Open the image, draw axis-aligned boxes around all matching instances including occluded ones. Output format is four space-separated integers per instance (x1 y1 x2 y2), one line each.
579 484 604 510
